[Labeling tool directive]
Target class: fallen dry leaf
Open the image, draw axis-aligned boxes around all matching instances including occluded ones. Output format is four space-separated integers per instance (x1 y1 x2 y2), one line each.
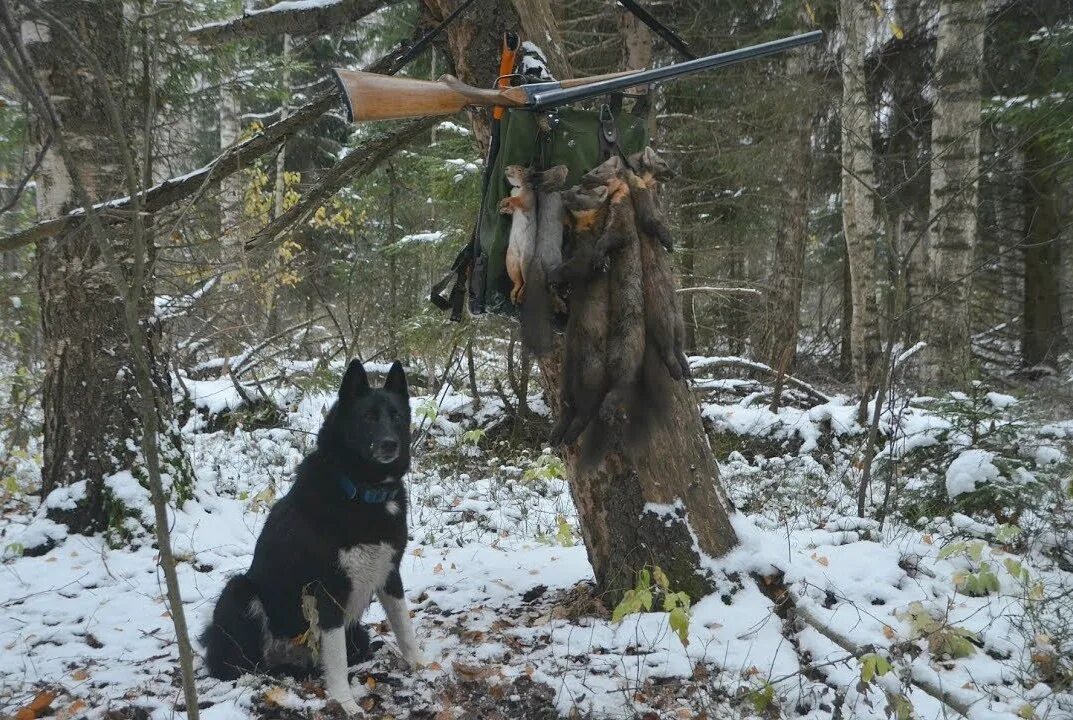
452 660 499 682
15 691 56 720
883 625 896 640
811 552 829 567
411 547 424 557
433 563 444 574
70 669 88 682
426 661 443 671
365 676 376 690
57 699 87 720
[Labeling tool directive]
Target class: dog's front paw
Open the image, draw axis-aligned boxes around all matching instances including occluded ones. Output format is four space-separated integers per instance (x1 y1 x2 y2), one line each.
401 649 428 670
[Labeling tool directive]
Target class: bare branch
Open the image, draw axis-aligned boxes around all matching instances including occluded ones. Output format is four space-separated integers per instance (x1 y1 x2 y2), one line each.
245 115 438 250
689 356 831 405
188 0 403 45
0 41 417 252
0 134 50 214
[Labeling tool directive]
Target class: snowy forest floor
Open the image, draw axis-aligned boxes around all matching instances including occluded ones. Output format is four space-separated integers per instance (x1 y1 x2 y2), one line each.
2 355 1073 720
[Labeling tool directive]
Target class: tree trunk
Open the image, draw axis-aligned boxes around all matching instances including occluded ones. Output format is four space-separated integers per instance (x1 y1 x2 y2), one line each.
924 0 985 386
27 0 179 534
761 45 813 374
511 0 572 80
1022 138 1066 368
439 0 738 602
537 346 737 602
839 0 882 411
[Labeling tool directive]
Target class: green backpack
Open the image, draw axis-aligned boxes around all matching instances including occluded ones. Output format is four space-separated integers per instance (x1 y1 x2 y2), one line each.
432 105 649 318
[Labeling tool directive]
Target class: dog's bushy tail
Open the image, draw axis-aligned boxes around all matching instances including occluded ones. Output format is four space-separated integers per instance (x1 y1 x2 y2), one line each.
201 574 264 680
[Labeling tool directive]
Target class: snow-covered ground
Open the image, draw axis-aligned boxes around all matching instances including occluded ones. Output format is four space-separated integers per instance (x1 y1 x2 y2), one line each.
2 359 1072 719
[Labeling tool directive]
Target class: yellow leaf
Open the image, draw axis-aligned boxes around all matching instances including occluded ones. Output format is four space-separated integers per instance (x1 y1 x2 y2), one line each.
365 676 377 689
889 21 905 39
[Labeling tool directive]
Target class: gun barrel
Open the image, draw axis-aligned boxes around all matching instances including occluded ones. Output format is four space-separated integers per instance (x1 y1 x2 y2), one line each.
526 30 823 109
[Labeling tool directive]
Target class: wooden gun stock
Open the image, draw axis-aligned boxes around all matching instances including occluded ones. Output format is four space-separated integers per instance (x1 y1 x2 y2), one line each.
333 70 530 122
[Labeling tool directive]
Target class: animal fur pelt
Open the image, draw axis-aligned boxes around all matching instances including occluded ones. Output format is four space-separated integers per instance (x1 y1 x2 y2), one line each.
626 148 691 380
548 186 611 448
518 165 569 357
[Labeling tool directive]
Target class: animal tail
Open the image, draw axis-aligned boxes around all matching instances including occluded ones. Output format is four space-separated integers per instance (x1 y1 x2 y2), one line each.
201 574 264 680
519 259 554 357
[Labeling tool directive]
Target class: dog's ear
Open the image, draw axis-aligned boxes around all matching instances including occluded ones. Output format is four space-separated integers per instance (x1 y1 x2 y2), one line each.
383 360 409 399
340 359 370 400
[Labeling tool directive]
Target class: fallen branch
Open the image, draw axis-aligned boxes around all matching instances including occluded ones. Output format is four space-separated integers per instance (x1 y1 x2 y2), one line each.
689 356 831 405
188 0 403 45
245 116 438 249
678 285 762 296
793 602 974 719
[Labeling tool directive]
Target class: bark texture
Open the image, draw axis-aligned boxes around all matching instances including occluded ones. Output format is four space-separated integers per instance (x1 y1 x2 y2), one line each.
422 0 524 150
26 0 174 533
538 347 738 602
924 0 985 385
839 0 882 406
1022 138 1066 368
760 45 812 376
511 0 573 80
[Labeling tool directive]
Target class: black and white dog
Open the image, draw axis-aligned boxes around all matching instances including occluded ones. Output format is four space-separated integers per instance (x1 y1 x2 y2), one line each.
201 360 423 714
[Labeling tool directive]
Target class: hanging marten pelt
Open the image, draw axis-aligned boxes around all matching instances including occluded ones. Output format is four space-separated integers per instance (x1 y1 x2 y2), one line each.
542 147 689 456
548 185 612 448
626 148 691 381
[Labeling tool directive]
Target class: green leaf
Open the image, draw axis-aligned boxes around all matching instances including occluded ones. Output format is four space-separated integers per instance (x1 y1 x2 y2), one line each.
3 476 18 495
637 587 653 612
995 524 1022 543
938 542 966 560
893 694 913 720
861 655 877 685
669 606 690 646
612 589 643 623
1003 558 1026 580
749 683 775 713
555 515 574 547
636 568 651 594
4 542 24 558
1019 703 1036 719
967 542 985 562
461 428 486 446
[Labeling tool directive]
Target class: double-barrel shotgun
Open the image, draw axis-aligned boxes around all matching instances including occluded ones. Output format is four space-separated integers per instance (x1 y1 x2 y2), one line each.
333 30 823 123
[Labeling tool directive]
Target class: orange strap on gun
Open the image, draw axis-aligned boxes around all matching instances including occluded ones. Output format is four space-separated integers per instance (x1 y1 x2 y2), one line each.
332 31 822 123
493 32 520 121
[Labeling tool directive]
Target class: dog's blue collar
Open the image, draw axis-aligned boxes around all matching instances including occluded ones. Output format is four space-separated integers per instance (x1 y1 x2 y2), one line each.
336 474 400 504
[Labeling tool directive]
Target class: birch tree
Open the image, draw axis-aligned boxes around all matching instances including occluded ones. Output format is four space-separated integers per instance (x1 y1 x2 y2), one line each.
924 0 985 384
15 0 187 533
840 0 882 416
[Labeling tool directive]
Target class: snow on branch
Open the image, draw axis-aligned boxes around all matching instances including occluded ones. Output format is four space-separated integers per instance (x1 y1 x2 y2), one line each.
0 45 413 253
188 0 403 45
